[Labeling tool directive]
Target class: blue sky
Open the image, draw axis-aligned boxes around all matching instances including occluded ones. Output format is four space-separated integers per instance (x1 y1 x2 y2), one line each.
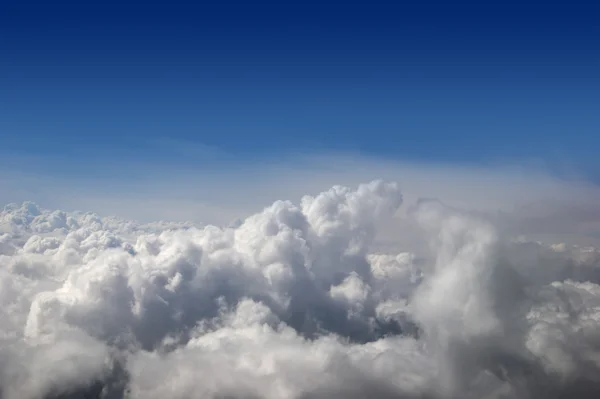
1 1 600 222
2 1 599 175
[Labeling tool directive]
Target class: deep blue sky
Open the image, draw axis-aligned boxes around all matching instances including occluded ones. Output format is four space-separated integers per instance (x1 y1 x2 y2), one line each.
2 1 599 178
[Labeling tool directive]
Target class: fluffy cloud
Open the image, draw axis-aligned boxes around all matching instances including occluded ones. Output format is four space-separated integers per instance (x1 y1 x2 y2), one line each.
1 181 600 398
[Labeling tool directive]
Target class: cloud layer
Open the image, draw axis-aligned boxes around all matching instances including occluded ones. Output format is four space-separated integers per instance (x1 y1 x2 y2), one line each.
1 181 600 399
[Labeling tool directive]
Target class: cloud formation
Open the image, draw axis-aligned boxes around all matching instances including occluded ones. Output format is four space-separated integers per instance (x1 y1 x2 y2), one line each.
1 181 600 398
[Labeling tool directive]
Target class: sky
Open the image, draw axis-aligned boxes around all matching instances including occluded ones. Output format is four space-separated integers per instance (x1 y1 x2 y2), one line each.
1 1 599 221
4 4 600 399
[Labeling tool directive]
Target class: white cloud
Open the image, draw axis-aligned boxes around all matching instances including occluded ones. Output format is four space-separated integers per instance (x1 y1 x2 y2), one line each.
1 178 600 398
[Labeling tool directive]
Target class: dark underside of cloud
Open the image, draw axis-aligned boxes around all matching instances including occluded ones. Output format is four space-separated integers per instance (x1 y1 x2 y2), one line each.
1 181 600 399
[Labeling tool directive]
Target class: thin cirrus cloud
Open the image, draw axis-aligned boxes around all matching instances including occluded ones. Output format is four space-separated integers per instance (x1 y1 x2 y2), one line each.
1 151 599 245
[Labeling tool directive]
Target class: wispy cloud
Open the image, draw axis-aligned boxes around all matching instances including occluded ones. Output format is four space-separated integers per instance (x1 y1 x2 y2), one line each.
2 151 599 244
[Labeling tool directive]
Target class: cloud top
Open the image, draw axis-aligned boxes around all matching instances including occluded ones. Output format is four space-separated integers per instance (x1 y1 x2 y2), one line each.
1 181 600 398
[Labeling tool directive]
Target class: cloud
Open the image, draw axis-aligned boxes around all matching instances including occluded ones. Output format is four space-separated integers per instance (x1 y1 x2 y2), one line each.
1 180 600 398
3 152 600 247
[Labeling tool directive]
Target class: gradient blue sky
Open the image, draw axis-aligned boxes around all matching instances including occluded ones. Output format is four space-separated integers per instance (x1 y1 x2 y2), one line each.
1 1 599 181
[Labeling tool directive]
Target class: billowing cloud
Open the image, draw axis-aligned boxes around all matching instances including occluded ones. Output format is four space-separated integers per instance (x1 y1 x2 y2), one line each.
1 181 600 398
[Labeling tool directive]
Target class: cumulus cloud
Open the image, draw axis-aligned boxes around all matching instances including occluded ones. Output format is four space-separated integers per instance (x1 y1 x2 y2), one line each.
1 181 600 398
